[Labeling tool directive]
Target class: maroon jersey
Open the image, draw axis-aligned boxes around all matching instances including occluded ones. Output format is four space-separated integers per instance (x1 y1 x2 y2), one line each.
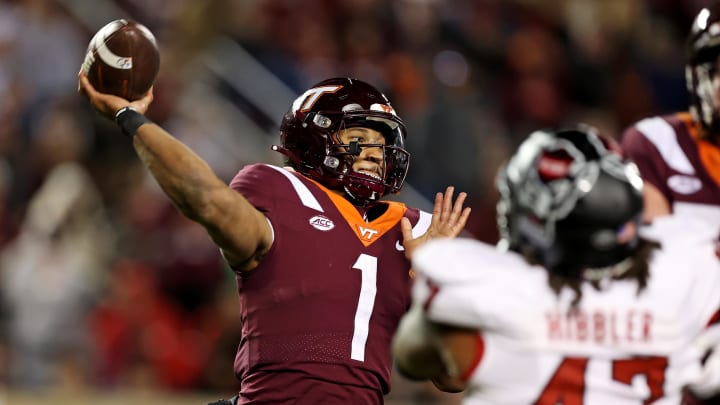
621 112 720 222
228 164 431 404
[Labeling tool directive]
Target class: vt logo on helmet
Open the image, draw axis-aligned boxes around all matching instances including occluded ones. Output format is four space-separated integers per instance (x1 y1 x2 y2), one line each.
273 78 410 205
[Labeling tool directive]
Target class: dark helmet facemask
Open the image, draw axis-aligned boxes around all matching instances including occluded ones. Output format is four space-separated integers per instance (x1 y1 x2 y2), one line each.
496 126 644 280
326 112 409 203
275 78 410 205
687 59 720 135
687 5 720 137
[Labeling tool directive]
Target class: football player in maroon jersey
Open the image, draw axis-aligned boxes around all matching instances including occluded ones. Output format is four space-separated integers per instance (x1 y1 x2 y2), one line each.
79 73 471 404
620 4 720 225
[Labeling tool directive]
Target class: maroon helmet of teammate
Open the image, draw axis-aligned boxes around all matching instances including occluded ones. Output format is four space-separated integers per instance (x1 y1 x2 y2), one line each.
274 78 410 205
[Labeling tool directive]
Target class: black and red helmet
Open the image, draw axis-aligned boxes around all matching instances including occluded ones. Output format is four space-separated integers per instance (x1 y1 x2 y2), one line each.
687 4 720 136
496 125 644 279
273 78 410 204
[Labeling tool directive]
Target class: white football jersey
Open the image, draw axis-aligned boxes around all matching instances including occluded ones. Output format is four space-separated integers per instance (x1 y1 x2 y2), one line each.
411 216 720 405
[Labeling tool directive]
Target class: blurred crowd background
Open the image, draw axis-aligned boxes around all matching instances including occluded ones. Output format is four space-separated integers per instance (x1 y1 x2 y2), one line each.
0 0 708 403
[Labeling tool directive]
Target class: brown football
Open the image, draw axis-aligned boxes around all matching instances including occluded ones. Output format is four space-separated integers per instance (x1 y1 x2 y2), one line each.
81 19 160 101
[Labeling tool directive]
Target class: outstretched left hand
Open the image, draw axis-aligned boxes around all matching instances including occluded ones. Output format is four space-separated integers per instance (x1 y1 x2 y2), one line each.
400 186 471 260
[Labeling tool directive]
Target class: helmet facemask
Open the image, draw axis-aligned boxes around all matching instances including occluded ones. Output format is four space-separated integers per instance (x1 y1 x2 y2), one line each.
276 109 409 205
496 127 644 280
687 6 720 138
325 111 409 204
687 60 720 135
275 77 411 205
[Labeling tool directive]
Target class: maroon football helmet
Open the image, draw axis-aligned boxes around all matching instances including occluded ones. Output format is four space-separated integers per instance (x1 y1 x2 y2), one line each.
273 78 410 204
687 4 720 137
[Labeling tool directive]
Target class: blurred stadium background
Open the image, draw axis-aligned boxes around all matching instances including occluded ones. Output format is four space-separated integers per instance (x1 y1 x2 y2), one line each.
0 0 706 403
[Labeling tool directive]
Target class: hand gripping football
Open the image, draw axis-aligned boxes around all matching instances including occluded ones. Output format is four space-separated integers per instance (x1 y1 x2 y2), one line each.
81 19 160 101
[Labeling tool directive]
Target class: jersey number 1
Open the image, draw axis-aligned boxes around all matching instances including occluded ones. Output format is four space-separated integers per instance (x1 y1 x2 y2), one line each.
351 253 378 361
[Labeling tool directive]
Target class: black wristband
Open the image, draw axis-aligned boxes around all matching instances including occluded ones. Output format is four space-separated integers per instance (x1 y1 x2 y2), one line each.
115 106 151 137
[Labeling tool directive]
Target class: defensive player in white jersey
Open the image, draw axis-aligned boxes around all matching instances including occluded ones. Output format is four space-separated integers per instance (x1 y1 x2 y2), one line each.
621 4 720 224
393 126 720 404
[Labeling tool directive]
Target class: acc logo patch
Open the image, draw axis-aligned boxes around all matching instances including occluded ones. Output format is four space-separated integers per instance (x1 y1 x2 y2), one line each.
309 215 335 231
667 175 702 195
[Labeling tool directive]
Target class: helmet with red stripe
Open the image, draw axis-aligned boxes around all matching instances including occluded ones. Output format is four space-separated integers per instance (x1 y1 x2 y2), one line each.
496 125 644 278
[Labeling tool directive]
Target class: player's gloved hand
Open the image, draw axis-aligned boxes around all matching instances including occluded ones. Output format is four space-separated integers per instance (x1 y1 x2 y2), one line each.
687 325 720 398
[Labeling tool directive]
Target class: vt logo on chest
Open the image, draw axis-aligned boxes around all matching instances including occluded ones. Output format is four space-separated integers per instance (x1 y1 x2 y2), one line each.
358 225 380 240
305 188 407 247
307 211 396 246
307 215 392 244
297 175 408 246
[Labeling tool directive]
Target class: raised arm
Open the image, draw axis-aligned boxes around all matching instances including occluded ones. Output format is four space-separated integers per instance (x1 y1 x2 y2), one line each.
79 73 272 271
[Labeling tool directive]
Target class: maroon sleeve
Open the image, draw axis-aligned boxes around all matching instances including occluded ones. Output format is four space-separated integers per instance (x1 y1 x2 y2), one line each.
620 125 672 199
228 163 283 214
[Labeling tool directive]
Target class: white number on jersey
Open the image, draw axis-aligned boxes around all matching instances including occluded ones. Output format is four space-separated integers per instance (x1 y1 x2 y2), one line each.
351 253 378 361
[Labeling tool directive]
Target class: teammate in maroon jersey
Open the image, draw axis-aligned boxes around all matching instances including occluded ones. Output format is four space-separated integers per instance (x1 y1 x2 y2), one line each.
78 72 471 404
621 4 720 224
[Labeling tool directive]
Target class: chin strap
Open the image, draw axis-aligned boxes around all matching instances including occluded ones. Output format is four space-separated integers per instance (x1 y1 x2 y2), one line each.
581 256 634 282
271 144 301 165
343 186 379 207
273 143 388 205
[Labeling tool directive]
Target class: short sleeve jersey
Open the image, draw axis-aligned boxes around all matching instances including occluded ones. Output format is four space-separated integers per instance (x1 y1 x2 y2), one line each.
621 112 720 223
412 217 720 405
228 164 431 404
